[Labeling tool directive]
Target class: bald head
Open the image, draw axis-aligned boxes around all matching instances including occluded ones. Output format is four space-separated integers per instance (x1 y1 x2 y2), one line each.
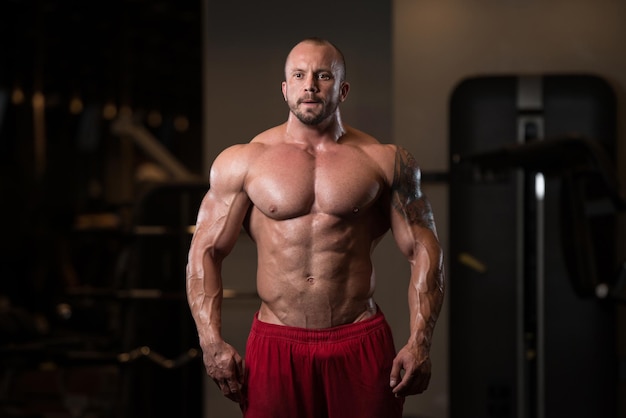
285 37 347 82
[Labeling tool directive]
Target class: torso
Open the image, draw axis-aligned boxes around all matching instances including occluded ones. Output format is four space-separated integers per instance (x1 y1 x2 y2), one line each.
241 124 396 328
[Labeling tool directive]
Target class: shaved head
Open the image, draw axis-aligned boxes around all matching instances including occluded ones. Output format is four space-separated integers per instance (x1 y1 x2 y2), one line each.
285 37 347 82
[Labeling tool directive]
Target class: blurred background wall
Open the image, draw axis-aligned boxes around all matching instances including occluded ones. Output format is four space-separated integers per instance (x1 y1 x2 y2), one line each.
393 2 626 417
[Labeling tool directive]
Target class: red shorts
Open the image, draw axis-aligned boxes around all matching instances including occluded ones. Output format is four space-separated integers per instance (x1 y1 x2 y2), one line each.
241 309 404 418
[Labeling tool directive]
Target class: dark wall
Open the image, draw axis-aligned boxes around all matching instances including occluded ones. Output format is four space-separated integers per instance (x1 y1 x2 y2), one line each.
202 0 393 169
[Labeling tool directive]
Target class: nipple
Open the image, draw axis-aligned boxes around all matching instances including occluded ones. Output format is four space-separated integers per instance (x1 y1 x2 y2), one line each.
269 205 277 213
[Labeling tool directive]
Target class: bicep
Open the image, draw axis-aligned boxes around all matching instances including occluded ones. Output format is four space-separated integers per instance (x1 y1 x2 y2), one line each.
390 195 439 261
189 147 251 263
191 189 250 260
389 146 438 259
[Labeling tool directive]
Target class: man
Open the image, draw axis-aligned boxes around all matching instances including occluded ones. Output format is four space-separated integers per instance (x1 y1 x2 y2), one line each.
186 37 444 418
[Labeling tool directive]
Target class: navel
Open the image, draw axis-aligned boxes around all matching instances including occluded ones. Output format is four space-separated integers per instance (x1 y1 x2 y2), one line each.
306 276 315 284
352 206 360 214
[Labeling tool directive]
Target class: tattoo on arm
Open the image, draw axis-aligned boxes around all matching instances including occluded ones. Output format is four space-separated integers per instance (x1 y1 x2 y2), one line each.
391 147 435 230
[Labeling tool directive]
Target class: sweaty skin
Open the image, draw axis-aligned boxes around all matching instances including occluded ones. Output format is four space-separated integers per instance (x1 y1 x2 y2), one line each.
186 39 444 404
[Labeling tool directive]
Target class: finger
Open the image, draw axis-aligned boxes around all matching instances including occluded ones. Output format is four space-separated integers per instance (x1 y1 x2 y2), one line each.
392 370 413 394
227 380 243 399
218 379 230 396
222 377 243 403
219 381 236 398
389 359 402 388
227 377 242 393
395 371 430 396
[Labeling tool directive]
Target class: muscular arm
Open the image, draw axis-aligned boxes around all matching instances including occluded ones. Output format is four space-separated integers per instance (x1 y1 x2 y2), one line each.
186 145 251 402
388 146 445 397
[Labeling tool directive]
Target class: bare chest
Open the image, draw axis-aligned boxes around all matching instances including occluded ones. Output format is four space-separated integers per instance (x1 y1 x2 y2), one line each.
245 145 384 219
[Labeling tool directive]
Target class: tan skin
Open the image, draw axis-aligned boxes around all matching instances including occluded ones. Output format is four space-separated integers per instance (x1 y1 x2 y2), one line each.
186 39 444 405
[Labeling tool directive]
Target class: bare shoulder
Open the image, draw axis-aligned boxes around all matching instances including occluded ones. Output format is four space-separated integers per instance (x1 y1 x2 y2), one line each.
212 143 258 173
212 124 289 183
342 126 404 185
358 138 421 190
209 141 268 195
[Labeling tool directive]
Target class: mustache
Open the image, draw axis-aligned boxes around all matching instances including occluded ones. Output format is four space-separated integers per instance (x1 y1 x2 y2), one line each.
297 95 322 104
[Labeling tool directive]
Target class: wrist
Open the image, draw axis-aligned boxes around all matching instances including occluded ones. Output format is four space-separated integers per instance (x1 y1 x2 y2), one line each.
407 333 431 352
198 324 222 345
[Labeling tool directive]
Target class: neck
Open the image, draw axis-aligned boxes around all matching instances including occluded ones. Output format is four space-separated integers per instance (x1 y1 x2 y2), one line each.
285 110 346 144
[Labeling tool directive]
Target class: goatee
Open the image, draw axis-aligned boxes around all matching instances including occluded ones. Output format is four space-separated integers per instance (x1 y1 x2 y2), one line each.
293 109 325 126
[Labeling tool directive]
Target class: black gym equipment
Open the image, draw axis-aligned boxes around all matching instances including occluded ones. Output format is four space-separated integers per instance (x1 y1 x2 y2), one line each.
449 74 621 418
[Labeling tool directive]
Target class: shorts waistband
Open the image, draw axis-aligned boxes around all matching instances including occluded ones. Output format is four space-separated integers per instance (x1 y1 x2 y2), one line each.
249 308 387 343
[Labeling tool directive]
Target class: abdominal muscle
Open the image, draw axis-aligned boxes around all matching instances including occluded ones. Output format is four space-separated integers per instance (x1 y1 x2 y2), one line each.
250 210 381 329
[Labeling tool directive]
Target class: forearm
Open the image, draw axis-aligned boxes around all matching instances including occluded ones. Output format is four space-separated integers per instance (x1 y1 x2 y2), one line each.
389 239 444 396
407 241 445 352
186 257 225 345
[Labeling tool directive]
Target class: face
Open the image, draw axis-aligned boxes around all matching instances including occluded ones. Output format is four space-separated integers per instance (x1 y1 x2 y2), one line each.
281 41 350 126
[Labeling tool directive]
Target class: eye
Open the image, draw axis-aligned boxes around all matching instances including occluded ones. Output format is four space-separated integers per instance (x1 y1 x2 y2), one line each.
317 73 332 80
293 73 303 79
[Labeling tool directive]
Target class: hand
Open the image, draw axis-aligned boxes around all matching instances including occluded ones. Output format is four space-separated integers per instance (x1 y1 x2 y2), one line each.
201 339 244 403
389 344 432 397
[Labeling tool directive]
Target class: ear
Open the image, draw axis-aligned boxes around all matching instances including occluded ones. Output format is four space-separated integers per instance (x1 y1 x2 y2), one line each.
339 81 350 102
281 81 287 101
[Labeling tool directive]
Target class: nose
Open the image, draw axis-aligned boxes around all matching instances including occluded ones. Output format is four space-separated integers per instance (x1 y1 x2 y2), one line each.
304 74 319 93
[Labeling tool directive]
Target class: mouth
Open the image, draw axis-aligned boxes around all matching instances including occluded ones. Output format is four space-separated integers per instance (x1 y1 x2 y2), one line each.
299 96 322 105
299 100 321 107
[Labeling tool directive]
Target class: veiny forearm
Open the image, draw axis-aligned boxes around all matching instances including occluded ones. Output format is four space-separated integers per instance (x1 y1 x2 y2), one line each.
407 238 445 352
186 253 226 344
